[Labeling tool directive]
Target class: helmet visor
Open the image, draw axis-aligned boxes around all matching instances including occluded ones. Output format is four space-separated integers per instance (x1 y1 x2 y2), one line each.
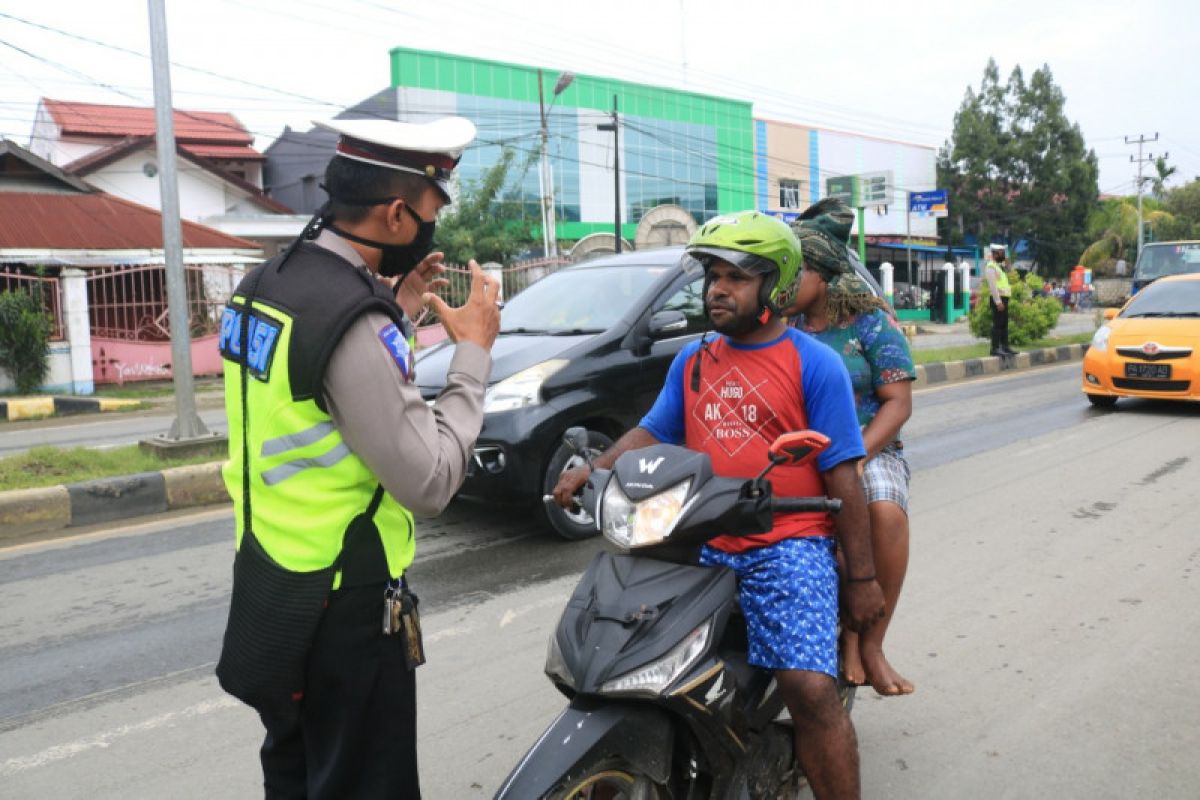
682 246 775 278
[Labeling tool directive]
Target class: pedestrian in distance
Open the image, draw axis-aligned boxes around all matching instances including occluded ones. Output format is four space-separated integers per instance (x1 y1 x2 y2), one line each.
553 210 885 799
983 243 1015 356
214 116 500 799
781 197 917 697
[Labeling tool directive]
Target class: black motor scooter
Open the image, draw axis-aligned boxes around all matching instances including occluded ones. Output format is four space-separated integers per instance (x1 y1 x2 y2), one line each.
495 428 850 799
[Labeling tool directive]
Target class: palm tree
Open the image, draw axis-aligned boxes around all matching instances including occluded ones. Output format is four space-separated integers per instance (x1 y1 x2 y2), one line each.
1150 156 1177 199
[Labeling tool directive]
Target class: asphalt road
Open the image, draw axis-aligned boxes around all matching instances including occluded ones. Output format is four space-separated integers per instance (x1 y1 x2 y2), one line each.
2 361 1198 798
0 405 228 458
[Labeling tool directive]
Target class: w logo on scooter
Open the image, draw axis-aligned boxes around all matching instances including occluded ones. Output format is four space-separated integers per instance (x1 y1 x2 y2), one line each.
638 456 666 475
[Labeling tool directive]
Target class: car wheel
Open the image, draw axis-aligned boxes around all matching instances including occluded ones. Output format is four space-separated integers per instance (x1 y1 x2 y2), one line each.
541 429 613 540
1086 393 1118 409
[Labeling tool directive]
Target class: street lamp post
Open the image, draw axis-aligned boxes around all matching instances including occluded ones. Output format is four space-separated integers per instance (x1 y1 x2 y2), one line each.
538 69 574 259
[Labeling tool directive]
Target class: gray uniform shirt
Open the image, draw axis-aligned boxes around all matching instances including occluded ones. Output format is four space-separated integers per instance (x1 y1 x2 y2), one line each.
313 229 491 517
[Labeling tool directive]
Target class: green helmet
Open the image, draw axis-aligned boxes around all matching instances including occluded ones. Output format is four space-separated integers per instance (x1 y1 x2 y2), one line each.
684 211 802 309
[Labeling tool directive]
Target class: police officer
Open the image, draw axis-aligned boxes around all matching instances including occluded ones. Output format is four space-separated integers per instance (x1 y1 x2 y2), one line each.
983 242 1014 356
216 117 499 799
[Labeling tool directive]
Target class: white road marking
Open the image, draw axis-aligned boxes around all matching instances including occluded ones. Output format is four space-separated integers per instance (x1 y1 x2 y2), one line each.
0 696 241 776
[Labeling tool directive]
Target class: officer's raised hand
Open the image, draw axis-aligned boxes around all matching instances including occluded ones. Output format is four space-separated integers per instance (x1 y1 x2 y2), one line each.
422 259 500 350
394 251 449 318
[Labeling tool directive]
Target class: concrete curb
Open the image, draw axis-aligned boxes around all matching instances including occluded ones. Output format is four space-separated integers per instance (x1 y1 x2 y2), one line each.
0 462 230 544
0 395 143 421
914 343 1087 388
0 343 1089 541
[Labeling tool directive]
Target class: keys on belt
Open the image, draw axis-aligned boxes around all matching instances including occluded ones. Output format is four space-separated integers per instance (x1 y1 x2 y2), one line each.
383 578 426 670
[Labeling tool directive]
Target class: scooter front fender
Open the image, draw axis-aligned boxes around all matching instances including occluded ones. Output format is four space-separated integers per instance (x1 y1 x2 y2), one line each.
494 696 673 799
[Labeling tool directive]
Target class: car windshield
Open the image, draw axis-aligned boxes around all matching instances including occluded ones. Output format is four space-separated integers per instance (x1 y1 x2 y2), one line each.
1134 243 1200 280
500 264 668 334
1122 280 1200 317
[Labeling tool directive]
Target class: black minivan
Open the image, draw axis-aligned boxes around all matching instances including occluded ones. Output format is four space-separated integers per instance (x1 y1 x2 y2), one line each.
415 247 706 538
415 246 883 539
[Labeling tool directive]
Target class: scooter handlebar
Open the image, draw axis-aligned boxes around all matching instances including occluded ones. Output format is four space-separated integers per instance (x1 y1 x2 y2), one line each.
772 497 842 513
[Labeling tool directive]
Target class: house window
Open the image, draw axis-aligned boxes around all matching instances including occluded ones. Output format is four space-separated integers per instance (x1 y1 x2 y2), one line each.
779 179 803 210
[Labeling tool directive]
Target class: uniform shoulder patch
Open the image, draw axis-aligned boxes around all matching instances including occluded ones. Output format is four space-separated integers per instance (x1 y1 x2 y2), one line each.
378 322 412 381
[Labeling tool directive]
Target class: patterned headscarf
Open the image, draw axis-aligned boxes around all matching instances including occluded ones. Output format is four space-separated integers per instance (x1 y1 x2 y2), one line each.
786 197 887 324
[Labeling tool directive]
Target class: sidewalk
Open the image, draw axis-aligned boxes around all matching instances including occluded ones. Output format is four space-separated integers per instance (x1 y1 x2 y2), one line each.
1 318 1097 541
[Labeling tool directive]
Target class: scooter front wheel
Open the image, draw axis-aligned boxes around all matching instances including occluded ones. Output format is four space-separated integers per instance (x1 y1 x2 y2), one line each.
546 757 663 800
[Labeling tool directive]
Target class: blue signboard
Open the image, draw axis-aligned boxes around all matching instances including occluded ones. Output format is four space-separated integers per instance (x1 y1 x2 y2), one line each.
909 190 948 217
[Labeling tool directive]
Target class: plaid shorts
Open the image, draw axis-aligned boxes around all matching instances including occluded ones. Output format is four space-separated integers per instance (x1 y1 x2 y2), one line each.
700 536 839 677
863 444 911 512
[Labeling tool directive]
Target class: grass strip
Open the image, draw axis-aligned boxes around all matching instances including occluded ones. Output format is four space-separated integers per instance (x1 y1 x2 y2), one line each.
0 445 222 492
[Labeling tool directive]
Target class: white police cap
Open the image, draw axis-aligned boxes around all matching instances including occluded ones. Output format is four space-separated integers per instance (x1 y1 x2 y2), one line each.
313 117 477 200
989 242 1007 251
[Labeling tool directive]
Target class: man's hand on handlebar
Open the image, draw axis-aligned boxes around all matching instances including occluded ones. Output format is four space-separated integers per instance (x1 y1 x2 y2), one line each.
552 465 591 509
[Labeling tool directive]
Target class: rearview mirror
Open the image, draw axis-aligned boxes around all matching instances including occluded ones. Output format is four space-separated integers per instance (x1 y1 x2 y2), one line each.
1103 308 1118 321
648 310 688 338
768 430 831 467
563 426 590 457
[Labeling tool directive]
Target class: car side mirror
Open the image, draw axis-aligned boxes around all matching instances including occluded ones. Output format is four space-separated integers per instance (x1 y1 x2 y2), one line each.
648 309 688 338
1103 308 1118 321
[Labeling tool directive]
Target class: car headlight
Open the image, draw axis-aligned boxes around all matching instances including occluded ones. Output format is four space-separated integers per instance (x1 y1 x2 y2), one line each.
602 479 692 549
599 619 713 697
1090 325 1112 352
482 359 568 414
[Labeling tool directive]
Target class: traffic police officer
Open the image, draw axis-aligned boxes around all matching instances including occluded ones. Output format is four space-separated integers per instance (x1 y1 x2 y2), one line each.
983 242 1014 356
216 117 500 799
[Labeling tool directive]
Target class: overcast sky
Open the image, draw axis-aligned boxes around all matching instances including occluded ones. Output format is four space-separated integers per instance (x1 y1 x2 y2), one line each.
1 0 1196 196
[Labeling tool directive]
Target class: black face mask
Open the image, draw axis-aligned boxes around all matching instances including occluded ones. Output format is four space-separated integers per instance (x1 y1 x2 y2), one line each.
328 204 436 279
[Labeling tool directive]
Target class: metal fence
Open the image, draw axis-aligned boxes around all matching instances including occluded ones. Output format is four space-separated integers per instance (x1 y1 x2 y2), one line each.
0 270 64 340
412 256 572 327
85 264 244 341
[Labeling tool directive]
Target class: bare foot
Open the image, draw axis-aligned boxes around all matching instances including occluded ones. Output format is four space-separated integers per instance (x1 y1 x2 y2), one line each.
840 631 865 685
860 645 914 696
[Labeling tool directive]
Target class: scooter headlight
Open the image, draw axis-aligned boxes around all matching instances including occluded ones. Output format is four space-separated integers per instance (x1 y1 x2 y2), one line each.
598 619 713 697
601 479 692 549
544 632 574 689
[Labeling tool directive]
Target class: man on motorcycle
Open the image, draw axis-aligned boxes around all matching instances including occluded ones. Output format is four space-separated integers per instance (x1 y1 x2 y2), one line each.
553 210 885 799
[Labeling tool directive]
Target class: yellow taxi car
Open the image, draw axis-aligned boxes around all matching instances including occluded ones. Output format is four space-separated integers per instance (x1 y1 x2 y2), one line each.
1082 273 1200 407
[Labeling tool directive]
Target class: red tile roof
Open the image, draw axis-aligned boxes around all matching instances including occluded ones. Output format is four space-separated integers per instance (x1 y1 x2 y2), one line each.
183 143 265 161
42 99 253 145
0 192 261 250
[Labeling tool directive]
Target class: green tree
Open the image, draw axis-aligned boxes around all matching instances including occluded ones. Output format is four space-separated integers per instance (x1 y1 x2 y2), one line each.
0 287 53 395
1164 178 1200 235
1149 155 1177 199
938 59 1099 275
435 147 538 267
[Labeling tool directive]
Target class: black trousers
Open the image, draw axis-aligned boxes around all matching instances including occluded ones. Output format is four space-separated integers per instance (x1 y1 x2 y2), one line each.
990 297 1010 352
258 582 420 800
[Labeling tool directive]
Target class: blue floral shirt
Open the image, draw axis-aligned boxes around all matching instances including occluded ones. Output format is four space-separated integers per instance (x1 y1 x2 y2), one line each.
795 308 916 432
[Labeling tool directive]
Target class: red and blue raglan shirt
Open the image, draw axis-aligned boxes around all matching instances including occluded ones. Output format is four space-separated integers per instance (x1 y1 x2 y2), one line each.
639 328 864 553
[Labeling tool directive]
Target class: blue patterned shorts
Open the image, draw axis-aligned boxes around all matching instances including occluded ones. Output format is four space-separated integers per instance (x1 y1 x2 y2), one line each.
700 536 839 677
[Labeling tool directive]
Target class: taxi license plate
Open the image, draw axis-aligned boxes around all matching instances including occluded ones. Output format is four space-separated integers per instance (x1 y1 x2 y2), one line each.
1124 363 1172 379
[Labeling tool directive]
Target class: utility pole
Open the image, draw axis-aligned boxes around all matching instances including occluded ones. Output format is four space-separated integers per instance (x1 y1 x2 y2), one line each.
597 95 621 252
537 69 574 259
143 0 217 455
1126 132 1159 258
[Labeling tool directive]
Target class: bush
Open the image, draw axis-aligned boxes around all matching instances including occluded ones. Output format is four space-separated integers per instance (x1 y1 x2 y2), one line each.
0 289 53 394
969 270 1062 346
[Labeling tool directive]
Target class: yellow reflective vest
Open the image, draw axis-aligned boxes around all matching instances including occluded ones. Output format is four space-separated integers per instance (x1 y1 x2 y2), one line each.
220 243 415 585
